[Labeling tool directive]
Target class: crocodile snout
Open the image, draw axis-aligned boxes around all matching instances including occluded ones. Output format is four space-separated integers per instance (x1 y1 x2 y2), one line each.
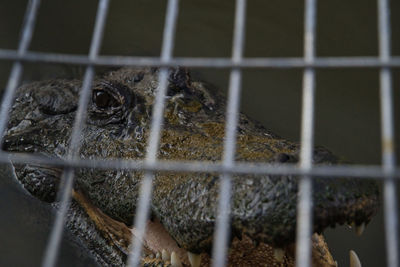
150 128 380 252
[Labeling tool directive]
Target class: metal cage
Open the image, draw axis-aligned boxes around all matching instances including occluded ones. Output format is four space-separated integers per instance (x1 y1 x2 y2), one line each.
0 0 399 266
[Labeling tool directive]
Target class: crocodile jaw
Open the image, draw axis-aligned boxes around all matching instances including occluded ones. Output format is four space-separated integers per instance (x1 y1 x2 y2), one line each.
74 189 338 267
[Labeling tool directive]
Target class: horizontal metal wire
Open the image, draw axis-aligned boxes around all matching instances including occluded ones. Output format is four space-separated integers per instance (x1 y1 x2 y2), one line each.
0 49 400 68
1 151 399 179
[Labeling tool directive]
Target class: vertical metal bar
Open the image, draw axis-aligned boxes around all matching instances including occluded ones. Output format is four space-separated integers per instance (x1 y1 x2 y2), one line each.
127 1 179 266
378 1 399 267
41 1 110 267
211 0 247 266
296 0 317 266
0 0 41 146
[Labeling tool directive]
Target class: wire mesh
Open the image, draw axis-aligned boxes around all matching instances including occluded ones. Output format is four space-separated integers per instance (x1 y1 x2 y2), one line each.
0 0 398 267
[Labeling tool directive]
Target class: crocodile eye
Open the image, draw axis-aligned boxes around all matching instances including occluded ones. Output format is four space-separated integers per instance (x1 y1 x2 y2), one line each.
93 90 120 108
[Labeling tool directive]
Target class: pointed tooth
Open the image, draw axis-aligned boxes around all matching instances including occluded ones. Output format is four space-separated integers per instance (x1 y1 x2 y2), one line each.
335 260 338 266
156 252 161 259
188 252 201 267
356 223 365 236
349 250 362 267
162 249 170 261
273 248 285 263
171 251 182 267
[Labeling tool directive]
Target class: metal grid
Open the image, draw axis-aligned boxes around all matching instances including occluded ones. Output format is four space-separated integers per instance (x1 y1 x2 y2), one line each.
0 0 398 267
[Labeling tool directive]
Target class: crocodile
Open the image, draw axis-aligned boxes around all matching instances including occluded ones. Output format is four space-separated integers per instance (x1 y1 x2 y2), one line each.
3 67 379 266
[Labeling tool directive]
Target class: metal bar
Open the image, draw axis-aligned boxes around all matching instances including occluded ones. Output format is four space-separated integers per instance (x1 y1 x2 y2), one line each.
126 71 169 267
1 151 400 179
41 1 110 267
127 0 179 266
296 0 317 266
0 0 41 147
1 49 400 68
41 68 95 267
378 0 399 266
211 0 247 266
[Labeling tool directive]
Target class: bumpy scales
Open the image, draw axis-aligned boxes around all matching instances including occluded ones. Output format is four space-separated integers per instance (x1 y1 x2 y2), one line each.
4 68 379 266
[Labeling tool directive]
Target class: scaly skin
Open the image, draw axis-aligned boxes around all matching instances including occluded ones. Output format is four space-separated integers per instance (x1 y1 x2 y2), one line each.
3 67 379 266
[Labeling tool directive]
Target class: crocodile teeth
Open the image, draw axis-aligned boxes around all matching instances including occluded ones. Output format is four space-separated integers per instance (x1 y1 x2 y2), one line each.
349 250 362 267
348 221 356 229
356 223 365 236
156 251 161 259
188 252 201 267
273 248 285 262
171 251 182 267
162 249 170 261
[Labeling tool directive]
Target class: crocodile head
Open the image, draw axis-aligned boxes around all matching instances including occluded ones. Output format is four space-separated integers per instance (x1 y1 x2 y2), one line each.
3 67 379 266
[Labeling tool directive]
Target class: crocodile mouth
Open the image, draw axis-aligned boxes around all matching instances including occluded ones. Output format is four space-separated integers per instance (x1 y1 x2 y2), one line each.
10 163 62 203
3 141 375 267
73 189 364 267
4 148 371 267
2 134 376 267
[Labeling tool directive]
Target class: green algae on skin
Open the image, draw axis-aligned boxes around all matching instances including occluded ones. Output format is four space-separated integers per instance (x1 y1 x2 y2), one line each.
4 67 379 260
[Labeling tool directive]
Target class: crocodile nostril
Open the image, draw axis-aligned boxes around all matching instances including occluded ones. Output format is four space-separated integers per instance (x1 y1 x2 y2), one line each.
276 153 291 163
1 139 11 151
133 72 144 82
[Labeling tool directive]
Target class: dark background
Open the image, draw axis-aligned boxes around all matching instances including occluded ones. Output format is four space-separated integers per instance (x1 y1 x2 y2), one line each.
0 0 399 266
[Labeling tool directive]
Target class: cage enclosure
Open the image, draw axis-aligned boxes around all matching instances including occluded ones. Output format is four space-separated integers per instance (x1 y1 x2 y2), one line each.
0 0 399 267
